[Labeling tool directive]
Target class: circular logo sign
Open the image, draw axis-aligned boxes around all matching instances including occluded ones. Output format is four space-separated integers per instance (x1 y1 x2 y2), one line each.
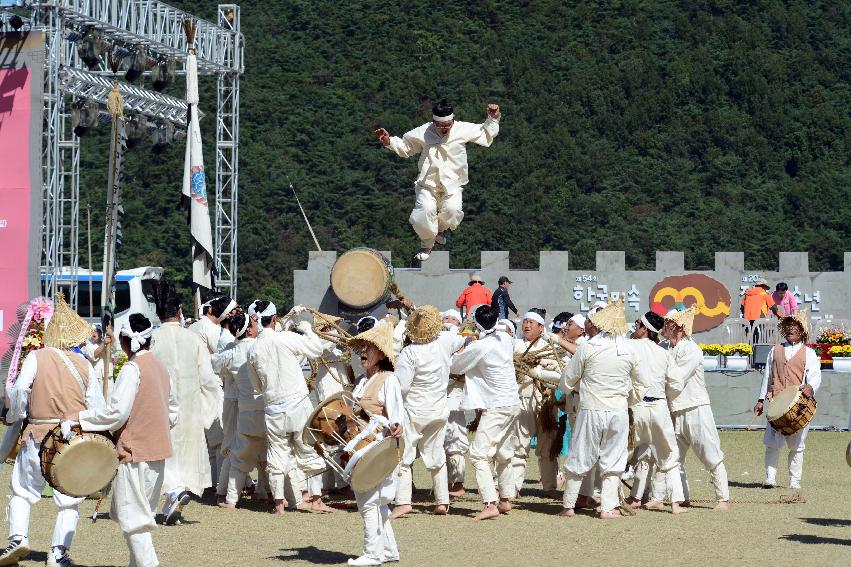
650 274 731 333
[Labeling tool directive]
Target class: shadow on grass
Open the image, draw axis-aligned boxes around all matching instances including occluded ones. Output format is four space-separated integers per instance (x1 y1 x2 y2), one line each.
273 546 351 564
800 517 851 527
780 534 851 546
728 481 766 489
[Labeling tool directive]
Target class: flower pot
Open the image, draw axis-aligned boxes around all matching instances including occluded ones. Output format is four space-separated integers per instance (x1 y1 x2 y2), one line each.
703 355 720 370
724 354 749 371
832 357 851 372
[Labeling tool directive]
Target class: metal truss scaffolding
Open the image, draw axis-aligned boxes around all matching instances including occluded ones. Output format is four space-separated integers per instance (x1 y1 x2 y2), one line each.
2 1 244 306
214 4 240 298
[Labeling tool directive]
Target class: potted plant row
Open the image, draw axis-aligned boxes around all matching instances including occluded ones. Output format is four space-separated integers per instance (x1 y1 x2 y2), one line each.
699 343 753 370
810 327 850 369
829 345 851 372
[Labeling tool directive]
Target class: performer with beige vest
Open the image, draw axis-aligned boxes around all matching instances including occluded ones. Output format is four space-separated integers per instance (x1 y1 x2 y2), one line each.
150 280 223 525
450 305 520 520
77 314 179 567
247 301 334 514
1 293 105 567
346 321 405 566
662 306 731 511
390 306 465 518
753 310 820 489
558 300 640 519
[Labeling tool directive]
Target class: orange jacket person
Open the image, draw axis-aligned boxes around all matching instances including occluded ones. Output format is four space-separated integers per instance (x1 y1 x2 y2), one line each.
455 273 492 318
741 279 781 322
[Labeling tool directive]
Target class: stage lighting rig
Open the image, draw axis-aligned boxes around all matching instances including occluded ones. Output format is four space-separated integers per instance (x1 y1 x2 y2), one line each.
76 28 103 69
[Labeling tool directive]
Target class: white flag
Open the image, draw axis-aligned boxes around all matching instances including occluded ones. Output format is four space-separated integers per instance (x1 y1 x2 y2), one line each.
181 51 214 289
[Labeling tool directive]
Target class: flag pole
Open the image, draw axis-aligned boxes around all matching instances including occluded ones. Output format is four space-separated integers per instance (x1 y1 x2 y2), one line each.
287 175 322 252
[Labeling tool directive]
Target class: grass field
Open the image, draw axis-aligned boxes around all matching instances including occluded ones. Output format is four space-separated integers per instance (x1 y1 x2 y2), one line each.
5 431 851 566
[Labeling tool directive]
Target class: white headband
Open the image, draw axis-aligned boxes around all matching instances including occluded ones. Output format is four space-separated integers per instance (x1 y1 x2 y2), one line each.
249 300 276 321
498 319 516 335
235 315 250 339
221 299 237 318
523 311 545 326
640 314 661 334
120 320 153 353
441 309 462 322
569 314 587 328
432 113 454 122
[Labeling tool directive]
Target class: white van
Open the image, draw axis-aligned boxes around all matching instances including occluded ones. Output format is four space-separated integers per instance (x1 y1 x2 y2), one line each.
45 266 163 331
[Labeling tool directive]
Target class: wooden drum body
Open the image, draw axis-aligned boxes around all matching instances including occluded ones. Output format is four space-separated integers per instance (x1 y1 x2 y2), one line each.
303 392 402 493
766 386 817 436
330 248 394 311
39 425 118 497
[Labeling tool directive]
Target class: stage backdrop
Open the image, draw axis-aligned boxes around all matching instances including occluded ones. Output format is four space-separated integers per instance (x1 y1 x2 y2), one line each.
0 31 44 361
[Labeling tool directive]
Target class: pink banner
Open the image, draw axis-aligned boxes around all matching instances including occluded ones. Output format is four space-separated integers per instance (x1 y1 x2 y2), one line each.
0 66 32 360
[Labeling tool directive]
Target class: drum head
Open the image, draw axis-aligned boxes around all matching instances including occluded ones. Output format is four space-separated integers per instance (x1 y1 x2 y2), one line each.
302 391 358 445
767 386 800 420
51 434 118 497
349 437 403 493
331 249 391 309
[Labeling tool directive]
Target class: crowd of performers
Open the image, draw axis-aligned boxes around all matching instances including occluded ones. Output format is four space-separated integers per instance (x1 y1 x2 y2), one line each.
0 275 822 567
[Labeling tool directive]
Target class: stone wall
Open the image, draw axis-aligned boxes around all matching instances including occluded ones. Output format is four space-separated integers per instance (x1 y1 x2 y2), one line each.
295 250 851 343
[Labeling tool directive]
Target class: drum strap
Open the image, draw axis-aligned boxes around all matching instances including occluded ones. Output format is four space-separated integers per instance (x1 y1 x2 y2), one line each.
52 348 88 398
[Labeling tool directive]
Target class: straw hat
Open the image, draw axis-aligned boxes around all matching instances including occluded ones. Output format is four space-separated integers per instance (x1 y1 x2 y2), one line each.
664 305 697 337
405 305 443 344
43 292 91 349
468 272 484 285
778 308 809 340
311 310 342 332
588 299 628 335
349 320 396 364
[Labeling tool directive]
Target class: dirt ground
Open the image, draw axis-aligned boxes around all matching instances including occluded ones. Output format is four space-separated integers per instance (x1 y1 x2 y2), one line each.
4 431 851 566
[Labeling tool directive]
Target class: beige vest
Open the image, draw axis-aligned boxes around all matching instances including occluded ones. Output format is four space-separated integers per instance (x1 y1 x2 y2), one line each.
359 372 390 418
115 352 173 464
25 348 91 441
767 344 806 400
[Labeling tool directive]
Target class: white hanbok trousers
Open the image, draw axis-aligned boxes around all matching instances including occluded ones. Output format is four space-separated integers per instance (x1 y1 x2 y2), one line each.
630 400 685 503
672 404 729 502
562 409 628 513
444 406 469 485
7 439 83 549
469 405 519 503
227 409 269 504
764 423 808 487
396 408 449 506
354 475 399 562
112 460 165 567
265 397 325 501
512 393 559 493
409 184 464 247
216 398 238 495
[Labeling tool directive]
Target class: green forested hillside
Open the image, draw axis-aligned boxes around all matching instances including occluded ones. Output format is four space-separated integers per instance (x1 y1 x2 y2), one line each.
77 0 851 307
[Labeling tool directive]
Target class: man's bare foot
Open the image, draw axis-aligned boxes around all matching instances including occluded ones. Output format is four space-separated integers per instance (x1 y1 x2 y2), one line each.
295 500 314 512
599 509 623 519
474 503 500 521
218 501 236 509
310 499 335 513
643 500 665 510
714 501 731 512
448 483 465 497
576 495 600 509
497 499 512 514
390 504 412 519
272 499 288 515
433 504 449 515
625 497 642 507
557 507 575 517
543 490 560 499
671 502 689 514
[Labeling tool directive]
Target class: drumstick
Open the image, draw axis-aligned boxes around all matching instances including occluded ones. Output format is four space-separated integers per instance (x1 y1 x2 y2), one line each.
746 410 759 431
394 423 402 477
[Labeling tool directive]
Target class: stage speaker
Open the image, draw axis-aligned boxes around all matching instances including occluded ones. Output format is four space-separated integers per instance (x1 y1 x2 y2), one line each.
753 344 773 369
